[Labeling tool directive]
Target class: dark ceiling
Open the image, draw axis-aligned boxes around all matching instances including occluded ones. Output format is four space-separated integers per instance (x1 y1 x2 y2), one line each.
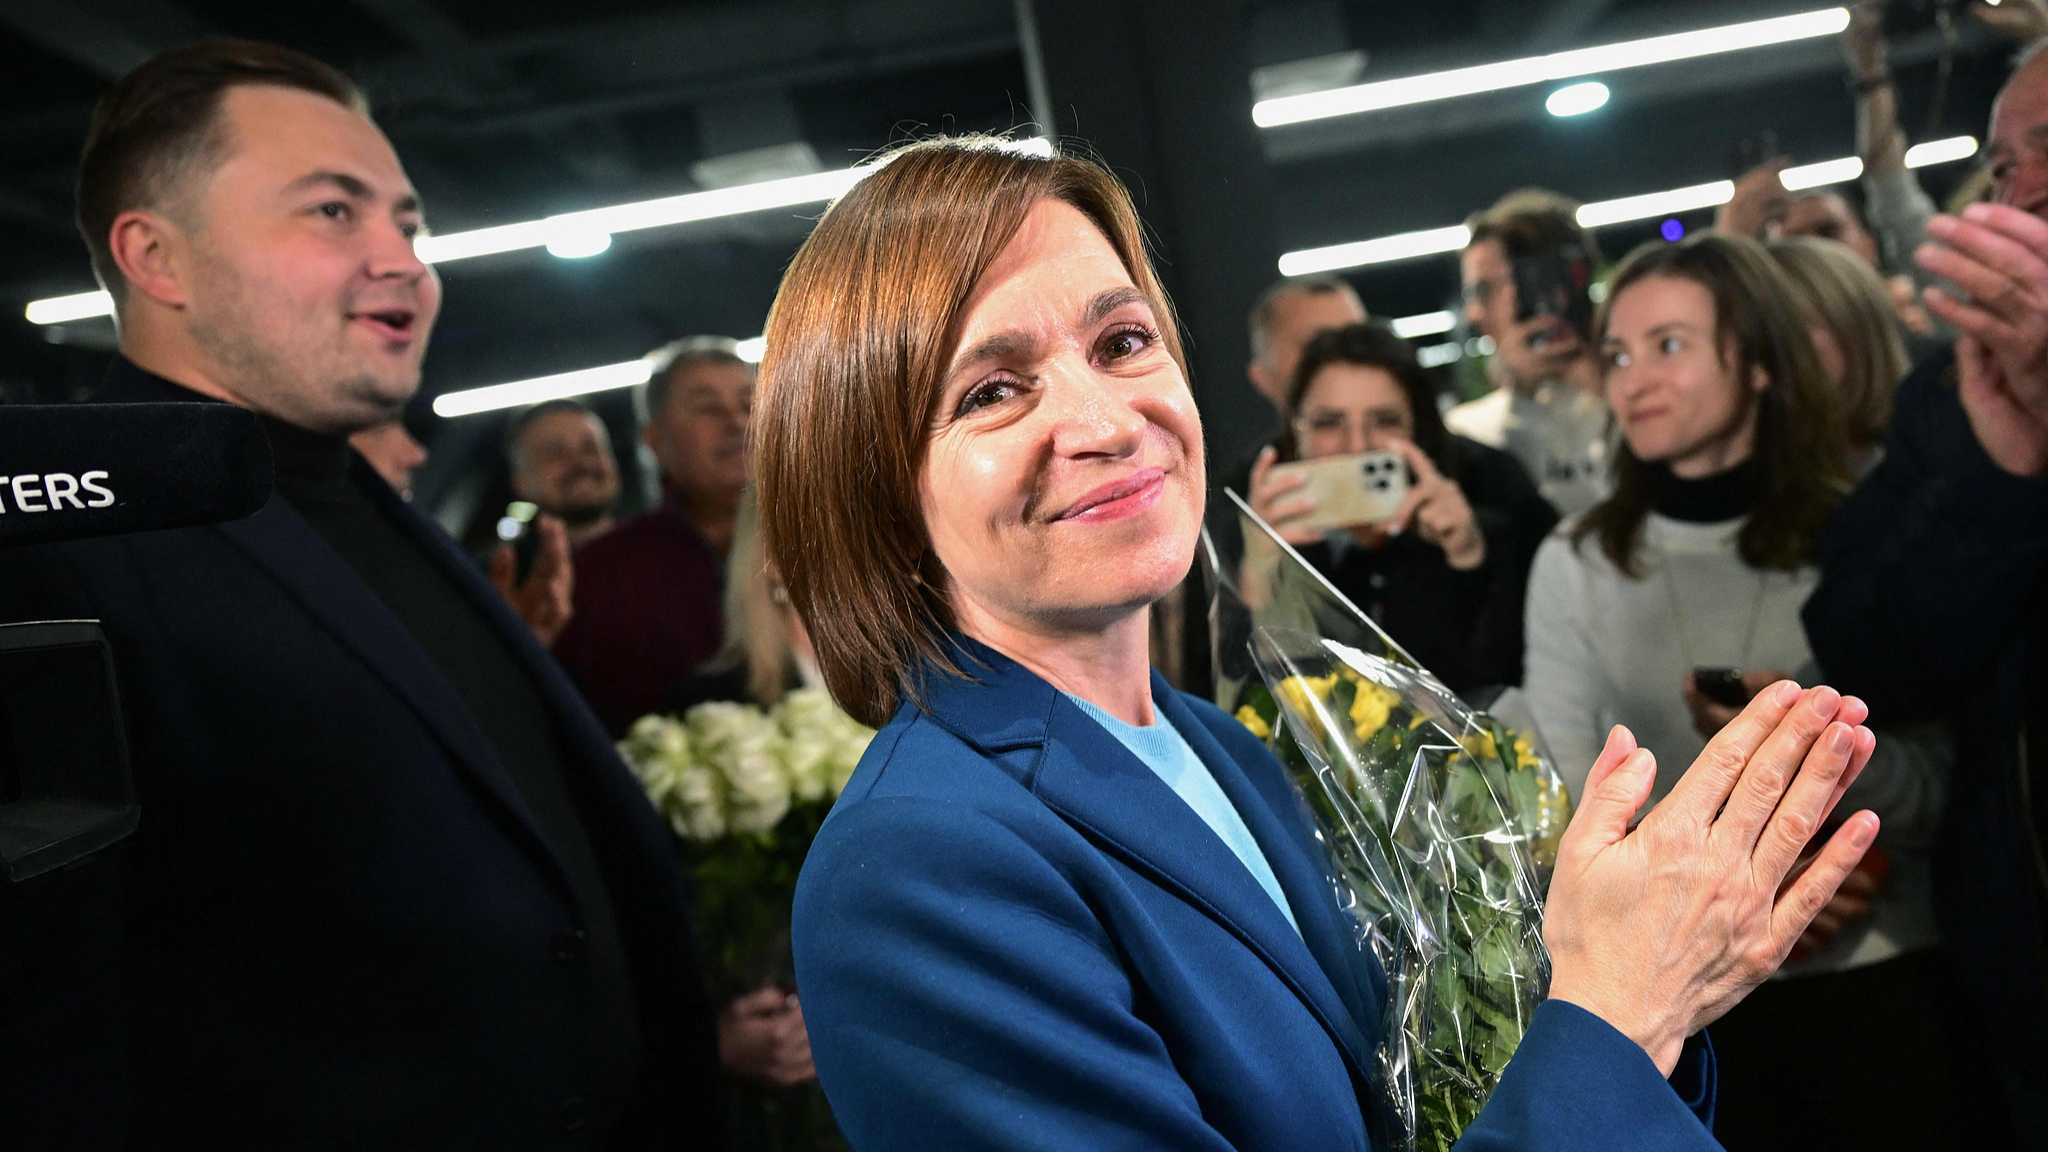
0 0 2022 526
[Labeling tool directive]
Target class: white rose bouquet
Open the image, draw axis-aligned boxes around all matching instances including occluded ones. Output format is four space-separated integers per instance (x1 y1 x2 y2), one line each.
619 687 874 999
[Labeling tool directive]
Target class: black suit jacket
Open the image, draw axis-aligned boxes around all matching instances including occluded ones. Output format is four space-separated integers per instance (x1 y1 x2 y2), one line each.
1804 348 2048 1102
0 365 721 1150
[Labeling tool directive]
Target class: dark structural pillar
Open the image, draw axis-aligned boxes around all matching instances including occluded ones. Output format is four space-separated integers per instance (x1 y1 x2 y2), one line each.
1017 0 1281 476
1018 0 1278 696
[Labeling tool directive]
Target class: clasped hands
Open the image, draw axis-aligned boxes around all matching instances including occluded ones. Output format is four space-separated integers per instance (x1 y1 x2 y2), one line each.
719 986 817 1088
1543 682 1878 1076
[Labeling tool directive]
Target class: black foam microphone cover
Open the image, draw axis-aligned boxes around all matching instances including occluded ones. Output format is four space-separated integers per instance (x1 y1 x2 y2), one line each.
0 403 275 546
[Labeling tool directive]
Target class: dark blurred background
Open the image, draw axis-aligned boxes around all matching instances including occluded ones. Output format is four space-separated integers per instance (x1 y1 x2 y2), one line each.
0 0 2013 535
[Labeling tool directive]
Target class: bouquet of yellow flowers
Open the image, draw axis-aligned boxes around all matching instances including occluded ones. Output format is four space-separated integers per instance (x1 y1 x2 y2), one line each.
1207 494 1572 1152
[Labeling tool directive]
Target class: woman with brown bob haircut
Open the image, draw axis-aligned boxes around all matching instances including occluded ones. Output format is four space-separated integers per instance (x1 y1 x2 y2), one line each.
759 136 1879 1151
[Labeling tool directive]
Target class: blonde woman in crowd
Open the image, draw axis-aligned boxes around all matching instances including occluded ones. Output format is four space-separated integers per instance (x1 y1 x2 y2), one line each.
1767 234 1910 464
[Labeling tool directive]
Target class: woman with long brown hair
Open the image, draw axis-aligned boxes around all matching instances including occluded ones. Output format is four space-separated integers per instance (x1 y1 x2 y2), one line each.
1523 230 1951 1148
758 137 1877 1150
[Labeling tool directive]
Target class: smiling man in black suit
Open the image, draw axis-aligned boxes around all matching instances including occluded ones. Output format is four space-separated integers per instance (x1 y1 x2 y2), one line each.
0 39 720 1150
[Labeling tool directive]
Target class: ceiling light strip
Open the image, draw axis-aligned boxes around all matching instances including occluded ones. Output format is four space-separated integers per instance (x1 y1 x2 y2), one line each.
1283 135 1976 273
434 333 767 417
1389 310 1456 338
1254 8 1850 127
25 138 1056 323
431 359 655 418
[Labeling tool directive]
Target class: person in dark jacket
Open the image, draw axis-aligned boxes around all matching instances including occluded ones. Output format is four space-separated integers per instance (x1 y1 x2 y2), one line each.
1245 322 1558 692
1802 43 2048 1144
0 40 721 1149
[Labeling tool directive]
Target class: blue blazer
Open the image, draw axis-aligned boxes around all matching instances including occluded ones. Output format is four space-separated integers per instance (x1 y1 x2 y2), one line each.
793 637 1720 1150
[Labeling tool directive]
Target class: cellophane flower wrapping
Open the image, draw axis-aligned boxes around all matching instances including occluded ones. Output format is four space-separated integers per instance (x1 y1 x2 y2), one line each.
1204 493 1573 1151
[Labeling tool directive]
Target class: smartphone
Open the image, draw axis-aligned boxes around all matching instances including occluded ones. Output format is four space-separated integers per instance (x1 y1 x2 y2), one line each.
1266 450 1410 533
1693 666 1749 708
1510 245 1595 348
1730 129 1779 179
496 501 542 582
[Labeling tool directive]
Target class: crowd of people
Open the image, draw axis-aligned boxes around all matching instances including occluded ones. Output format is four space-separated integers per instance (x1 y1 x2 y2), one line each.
7 0 2048 1149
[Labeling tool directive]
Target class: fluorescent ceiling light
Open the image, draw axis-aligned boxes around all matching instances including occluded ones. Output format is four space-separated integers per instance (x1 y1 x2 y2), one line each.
1780 156 1865 191
436 332 770 416
1546 81 1610 118
24 289 114 325
1280 225 1472 276
1576 181 1734 228
1905 135 1979 167
1255 8 1848 127
1283 135 1978 273
28 138 1055 322
1390 310 1456 338
543 227 612 259
432 359 654 418
1416 342 1464 369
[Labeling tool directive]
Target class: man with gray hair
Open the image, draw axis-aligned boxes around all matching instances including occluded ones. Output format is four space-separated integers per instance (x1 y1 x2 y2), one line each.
552 336 753 734
1212 275 1366 512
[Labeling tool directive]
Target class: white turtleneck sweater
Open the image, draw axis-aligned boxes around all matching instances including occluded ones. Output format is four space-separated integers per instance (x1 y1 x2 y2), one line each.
1524 511 1947 974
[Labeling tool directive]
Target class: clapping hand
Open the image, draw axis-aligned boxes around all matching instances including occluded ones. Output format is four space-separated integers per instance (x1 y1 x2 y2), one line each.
1916 204 2048 476
1680 671 1886 961
1542 683 1877 1075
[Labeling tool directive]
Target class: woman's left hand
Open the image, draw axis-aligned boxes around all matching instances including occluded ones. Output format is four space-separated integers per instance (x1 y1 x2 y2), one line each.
1542 684 1877 1076
1381 439 1486 570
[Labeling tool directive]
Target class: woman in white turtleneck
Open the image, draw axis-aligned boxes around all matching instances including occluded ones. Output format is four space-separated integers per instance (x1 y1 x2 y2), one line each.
1523 231 1953 1150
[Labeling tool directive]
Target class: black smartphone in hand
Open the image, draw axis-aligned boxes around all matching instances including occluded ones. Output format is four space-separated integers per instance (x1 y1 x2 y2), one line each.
1693 666 1750 708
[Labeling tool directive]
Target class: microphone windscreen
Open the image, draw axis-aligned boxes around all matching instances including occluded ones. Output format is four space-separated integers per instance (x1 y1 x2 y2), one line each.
0 403 275 547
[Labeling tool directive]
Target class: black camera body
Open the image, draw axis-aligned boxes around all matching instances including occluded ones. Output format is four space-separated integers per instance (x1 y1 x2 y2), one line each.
0 622 133 881
0 400 271 881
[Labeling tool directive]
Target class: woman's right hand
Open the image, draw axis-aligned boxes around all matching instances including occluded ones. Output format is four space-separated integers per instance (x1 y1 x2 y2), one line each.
1541 683 1878 1076
1246 445 1323 545
718 986 817 1088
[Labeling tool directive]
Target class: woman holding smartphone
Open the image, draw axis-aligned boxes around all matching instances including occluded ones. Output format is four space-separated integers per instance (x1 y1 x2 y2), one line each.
757 137 1881 1151
1246 322 1557 691
1522 230 1951 1149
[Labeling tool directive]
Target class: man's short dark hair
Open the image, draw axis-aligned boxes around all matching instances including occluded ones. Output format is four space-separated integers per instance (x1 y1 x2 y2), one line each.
76 38 367 307
504 398 604 474
1247 276 1364 365
637 335 752 425
1465 188 1602 268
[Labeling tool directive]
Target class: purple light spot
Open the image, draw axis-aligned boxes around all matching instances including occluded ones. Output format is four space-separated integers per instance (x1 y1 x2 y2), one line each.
1660 218 1685 242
